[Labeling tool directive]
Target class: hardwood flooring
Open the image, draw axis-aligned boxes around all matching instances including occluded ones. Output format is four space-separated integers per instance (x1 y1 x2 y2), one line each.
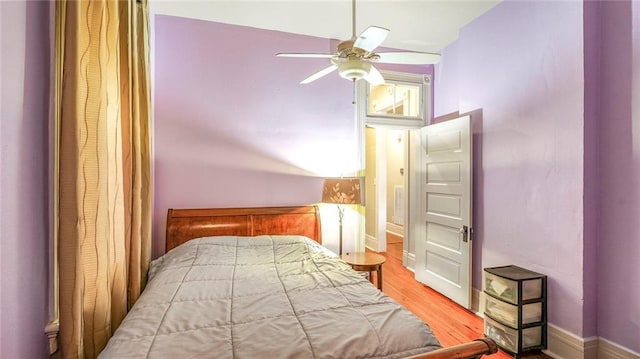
375 240 551 359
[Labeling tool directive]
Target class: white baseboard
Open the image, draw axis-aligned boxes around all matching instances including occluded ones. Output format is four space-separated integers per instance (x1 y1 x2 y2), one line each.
464 291 639 359
386 222 404 237
45 320 59 355
598 337 640 359
544 324 597 359
544 326 639 359
365 234 378 252
404 251 415 272
583 336 599 359
471 288 482 315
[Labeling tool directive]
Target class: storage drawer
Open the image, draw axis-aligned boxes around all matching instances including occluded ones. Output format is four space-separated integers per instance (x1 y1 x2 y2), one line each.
484 316 543 353
485 294 542 328
485 271 542 304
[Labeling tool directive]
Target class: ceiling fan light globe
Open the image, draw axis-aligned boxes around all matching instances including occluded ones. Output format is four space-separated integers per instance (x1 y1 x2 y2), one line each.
338 60 371 81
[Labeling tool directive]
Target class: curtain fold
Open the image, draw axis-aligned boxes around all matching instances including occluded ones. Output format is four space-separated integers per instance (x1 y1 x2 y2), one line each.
55 1 152 358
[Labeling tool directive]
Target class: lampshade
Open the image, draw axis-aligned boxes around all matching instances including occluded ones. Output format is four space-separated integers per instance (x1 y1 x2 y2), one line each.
322 178 363 205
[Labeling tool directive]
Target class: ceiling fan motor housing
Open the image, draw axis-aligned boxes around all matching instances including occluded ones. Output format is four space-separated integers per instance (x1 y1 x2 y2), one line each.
337 59 371 81
337 40 367 57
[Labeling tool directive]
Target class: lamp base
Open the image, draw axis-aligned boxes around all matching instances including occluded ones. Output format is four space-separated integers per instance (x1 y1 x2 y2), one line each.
337 205 344 256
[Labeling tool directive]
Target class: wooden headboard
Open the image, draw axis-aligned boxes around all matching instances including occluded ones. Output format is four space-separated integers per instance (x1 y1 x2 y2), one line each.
165 205 322 252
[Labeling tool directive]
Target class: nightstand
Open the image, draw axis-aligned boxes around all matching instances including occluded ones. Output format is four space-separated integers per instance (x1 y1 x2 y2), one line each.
340 252 386 290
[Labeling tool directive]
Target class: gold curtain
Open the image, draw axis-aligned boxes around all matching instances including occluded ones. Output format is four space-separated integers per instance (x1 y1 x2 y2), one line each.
55 0 152 358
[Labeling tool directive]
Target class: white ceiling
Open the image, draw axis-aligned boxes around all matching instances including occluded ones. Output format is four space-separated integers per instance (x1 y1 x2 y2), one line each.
151 0 501 54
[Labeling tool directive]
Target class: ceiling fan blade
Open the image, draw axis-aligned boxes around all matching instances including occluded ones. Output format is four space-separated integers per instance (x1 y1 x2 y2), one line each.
354 26 389 52
365 65 385 85
277 53 334 59
300 65 338 84
376 52 441 65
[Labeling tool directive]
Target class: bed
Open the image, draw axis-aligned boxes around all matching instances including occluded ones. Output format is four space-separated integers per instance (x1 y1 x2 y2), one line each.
99 205 497 358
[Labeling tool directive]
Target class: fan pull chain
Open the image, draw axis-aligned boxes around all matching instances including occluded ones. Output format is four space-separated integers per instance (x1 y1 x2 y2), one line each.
352 79 357 105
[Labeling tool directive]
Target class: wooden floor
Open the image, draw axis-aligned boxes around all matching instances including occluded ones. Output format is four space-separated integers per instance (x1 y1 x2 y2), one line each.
376 238 551 359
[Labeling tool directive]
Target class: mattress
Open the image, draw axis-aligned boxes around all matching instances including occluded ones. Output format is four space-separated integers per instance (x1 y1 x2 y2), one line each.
99 235 441 358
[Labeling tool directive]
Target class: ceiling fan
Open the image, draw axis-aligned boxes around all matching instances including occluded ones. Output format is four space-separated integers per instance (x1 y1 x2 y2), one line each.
276 0 441 85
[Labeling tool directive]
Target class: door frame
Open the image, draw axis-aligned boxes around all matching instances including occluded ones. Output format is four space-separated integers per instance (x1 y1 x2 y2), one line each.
357 71 431 265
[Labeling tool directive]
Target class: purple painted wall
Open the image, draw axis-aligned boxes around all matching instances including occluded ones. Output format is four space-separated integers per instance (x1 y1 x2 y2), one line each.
436 0 640 351
153 16 355 257
596 0 640 353
153 15 432 258
582 0 600 339
0 1 51 358
434 0 586 336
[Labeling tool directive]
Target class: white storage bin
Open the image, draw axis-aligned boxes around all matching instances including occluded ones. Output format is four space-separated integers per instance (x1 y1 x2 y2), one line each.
484 316 542 353
485 295 542 328
522 279 543 301
485 272 517 304
485 271 543 304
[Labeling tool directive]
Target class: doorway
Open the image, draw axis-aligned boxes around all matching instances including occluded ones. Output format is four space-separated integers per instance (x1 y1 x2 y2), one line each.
359 71 431 272
364 126 412 268
363 116 474 309
360 71 472 308
356 69 474 308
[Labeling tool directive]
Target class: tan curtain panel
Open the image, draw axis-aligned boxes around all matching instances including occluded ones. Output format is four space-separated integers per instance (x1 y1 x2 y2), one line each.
55 0 152 358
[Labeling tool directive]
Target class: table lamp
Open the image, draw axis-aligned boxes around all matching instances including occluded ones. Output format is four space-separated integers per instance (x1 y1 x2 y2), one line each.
321 177 362 255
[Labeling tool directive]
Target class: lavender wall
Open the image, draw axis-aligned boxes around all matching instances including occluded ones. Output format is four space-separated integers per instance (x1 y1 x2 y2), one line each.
152 16 432 258
434 0 586 336
153 16 355 257
596 0 640 353
0 1 51 358
582 0 600 339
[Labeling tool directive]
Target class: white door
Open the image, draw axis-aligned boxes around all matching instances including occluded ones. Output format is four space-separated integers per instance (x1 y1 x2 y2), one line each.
414 115 472 309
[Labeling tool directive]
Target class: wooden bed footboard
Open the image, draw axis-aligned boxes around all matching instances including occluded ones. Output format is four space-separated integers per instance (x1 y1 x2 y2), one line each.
406 338 498 359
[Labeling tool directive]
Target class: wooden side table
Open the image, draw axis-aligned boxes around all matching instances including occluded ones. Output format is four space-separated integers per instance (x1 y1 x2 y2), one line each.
340 252 386 290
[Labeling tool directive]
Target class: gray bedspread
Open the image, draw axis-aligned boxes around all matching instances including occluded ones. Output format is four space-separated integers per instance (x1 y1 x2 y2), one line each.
99 235 441 358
